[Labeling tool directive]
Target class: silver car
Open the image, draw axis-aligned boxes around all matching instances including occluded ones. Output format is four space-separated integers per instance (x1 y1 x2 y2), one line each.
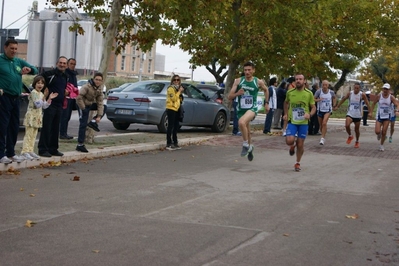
105 80 229 133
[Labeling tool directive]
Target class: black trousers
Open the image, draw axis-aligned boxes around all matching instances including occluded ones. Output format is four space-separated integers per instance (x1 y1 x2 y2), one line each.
308 114 319 135
38 105 62 154
166 109 179 145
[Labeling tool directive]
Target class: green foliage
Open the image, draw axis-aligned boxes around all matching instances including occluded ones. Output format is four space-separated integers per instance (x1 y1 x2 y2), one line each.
47 0 399 90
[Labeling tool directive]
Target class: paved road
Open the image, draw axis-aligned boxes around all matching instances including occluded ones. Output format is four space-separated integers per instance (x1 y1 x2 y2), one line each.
2 124 399 265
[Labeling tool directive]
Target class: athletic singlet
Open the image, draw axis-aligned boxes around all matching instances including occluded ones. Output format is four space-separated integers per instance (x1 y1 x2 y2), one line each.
377 94 392 120
346 91 362 118
316 89 334 113
237 77 259 111
286 88 315 125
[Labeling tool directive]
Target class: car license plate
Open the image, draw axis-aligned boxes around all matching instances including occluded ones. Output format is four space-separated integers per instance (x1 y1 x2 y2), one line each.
115 109 134 115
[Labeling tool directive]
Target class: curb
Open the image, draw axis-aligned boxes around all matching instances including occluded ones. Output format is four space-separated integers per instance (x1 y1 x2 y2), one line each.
0 136 217 171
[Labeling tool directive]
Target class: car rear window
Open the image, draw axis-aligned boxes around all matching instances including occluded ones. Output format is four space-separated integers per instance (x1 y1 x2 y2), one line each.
123 82 165 93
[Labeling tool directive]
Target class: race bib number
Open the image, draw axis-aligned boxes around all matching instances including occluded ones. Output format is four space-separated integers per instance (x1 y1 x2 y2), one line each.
380 106 390 119
350 102 360 110
293 107 305 121
320 99 331 112
240 95 253 109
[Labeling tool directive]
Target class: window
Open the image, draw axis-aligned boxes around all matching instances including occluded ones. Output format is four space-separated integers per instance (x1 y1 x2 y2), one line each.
147 59 152 73
121 56 126 71
131 57 135 71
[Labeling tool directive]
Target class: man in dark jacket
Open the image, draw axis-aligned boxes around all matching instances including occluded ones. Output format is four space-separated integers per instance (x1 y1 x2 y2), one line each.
60 58 78 139
38 56 68 157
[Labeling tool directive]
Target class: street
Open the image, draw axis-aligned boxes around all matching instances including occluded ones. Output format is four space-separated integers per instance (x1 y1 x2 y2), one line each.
3 124 399 265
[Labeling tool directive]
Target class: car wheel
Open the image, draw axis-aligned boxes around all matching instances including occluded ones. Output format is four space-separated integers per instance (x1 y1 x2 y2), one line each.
112 122 130 130
211 111 227 133
157 112 168 133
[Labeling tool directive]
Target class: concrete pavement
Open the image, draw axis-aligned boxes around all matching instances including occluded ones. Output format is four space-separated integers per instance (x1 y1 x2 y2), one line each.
1 120 399 265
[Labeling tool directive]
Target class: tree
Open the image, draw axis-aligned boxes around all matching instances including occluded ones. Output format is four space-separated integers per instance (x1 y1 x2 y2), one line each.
360 47 399 96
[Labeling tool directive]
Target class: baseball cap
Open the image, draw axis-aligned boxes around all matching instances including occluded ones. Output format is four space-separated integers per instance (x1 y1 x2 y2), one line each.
382 83 390 89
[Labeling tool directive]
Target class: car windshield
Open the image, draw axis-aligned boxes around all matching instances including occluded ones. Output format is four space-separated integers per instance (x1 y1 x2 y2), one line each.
119 83 132 90
123 82 165 93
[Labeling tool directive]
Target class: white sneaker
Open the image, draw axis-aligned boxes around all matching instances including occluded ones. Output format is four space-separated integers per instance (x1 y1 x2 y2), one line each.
0 156 12 164
29 152 41 160
282 131 286 137
22 153 34 161
11 155 25 163
319 138 325 145
379 145 384 151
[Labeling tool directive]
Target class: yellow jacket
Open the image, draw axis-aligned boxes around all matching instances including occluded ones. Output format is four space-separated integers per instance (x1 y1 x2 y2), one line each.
166 85 181 111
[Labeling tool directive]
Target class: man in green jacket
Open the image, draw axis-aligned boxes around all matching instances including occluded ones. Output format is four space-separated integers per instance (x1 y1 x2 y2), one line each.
0 39 38 164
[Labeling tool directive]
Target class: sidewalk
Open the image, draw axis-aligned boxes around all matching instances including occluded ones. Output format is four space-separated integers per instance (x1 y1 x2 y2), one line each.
2 117 397 171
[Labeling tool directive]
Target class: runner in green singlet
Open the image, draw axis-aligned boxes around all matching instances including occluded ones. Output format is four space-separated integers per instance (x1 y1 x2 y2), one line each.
228 61 269 161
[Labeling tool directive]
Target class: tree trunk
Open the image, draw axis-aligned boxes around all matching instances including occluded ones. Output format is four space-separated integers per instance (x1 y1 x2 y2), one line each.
333 69 350 93
98 0 124 82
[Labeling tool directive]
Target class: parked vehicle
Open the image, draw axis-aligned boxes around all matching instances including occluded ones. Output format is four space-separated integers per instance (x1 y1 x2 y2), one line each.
106 82 134 96
106 80 229 133
196 84 224 104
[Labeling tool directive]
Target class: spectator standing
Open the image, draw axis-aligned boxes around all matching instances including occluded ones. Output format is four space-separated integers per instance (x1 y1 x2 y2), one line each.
388 91 397 143
20 76 58 160
282 76 296 136
308 83 320 135
228 61 269 161
38 56 68 157
272 81 287 130
60 58 78 139
0 39 38 164
75 73 106 153
165 75 184 150
362 91 371 126
263 77 277 135
283 74 316 172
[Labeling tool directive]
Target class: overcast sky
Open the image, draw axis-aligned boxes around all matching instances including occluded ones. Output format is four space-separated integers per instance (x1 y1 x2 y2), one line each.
2 0 216 82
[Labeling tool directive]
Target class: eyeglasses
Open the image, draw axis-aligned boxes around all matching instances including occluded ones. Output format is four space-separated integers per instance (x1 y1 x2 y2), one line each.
94 79 103 82
173 79 180 81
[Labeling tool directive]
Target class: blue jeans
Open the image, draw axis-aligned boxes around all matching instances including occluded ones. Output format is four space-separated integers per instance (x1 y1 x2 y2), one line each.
0 94 20 158
77 103 107 144
232 101 239 134
263 109 274 133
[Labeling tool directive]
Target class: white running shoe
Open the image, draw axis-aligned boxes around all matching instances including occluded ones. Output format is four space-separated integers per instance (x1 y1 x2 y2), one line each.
11 155 25 163
319 138 325 145
0 156 12 164
29 152 41 160
379 145 384 151
282 131 286 137
22 153 34 161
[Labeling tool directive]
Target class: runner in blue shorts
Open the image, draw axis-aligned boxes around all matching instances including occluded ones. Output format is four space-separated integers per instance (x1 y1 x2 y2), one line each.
283 74 316 172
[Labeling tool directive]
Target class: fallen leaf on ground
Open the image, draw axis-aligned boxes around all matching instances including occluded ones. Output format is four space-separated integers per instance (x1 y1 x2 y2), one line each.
42 173 50 178
25 220 36 228
20 188 24 191
345 214 359 219
92 250 100 253
283 233 289 237
29 194 35 197
72 176 80 181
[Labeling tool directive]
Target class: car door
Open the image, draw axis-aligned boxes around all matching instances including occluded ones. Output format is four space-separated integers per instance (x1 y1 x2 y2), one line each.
180 85 194 124
184 85 214 125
